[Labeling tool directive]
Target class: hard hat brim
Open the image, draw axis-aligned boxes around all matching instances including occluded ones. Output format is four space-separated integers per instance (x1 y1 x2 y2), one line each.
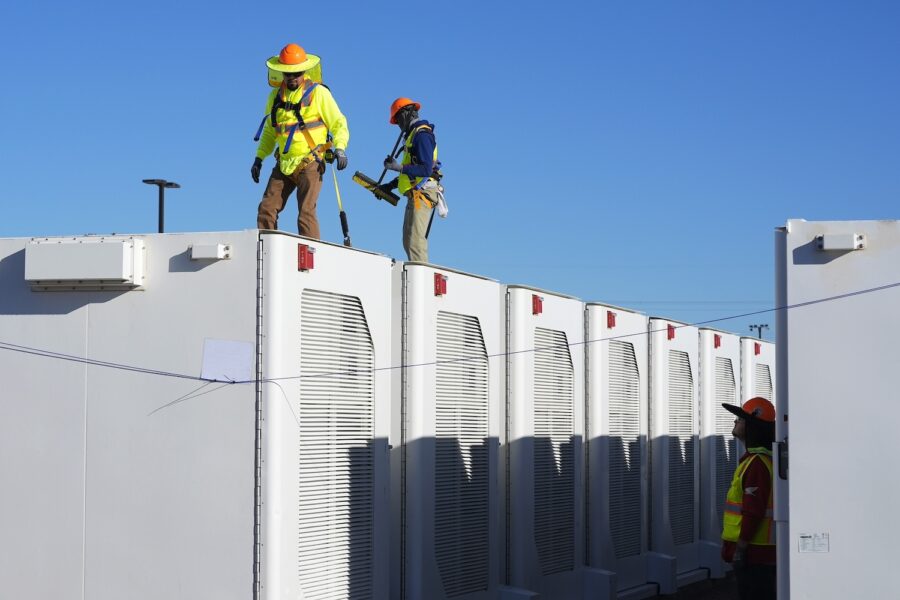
266 53 320 73
722 402 775 423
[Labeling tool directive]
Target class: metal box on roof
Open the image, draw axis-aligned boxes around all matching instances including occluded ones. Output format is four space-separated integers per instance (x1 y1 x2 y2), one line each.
390 262 506 600
505 286 585 600
775 219 900 599
585 304 656 600
741 337 776 404
0 231 393 600
698 328 742 578
647 318 710 592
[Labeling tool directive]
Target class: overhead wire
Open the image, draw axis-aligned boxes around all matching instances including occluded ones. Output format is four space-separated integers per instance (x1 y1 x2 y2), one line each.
1 278 898 387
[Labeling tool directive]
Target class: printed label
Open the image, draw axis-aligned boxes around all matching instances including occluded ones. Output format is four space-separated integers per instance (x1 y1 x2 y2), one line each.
798 533 830 553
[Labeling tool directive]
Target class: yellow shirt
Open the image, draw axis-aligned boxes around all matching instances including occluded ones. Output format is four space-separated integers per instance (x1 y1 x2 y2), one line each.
256 80 349 175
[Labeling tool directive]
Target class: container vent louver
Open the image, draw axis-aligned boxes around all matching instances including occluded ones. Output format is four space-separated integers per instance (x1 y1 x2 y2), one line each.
608 340 642 559
755 364 773 401
715 357 737 530
533 327 575 575
298 289 375 600
434 311 490 597
668 349 695 546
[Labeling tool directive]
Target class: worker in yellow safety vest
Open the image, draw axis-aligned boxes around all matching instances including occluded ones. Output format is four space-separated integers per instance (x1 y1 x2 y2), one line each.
379 97 445 262
251 43 349 238
721 396 777 600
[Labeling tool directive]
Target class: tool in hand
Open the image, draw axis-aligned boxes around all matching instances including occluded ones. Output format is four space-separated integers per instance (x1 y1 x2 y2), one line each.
325 149 352 246
352 171 400 206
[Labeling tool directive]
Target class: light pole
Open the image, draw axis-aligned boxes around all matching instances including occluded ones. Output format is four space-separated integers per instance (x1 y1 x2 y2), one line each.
749 323 769 339
142 179 181 233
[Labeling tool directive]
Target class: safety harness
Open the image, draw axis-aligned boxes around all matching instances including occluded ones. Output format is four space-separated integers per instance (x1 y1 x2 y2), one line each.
253 80 331 166
400 123 443 210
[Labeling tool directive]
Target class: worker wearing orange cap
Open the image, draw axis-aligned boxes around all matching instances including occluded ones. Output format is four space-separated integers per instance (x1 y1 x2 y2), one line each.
251 43 349 238
379 98 445 262
721 397 777 600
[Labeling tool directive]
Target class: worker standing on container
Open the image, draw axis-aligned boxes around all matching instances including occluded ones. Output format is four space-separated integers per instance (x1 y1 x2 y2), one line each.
251 43 349 238
379 98 445 262
721 397 777 600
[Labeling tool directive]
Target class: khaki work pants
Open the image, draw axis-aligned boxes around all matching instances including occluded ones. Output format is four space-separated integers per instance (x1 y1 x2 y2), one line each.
402 185 439 262
257 160 325 238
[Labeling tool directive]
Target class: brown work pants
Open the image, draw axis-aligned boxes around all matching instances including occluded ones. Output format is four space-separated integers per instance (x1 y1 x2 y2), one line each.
257 160 325 238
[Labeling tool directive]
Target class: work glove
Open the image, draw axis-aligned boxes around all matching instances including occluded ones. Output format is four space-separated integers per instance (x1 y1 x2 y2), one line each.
377 180 397 196
383 156 403 173
333 148 348 171
250 157 262 183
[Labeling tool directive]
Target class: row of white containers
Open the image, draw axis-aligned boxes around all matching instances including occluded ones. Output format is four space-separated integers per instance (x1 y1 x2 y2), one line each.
0 231 775 600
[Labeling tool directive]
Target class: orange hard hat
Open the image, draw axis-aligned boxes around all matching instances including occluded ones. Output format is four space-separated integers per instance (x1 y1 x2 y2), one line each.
390 97 421 124
723 396 776 423
279 43 308 65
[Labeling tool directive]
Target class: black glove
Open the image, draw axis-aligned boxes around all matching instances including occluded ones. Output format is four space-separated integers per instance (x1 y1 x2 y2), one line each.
333 148 348 170
250 157 262 183
377 178 398 195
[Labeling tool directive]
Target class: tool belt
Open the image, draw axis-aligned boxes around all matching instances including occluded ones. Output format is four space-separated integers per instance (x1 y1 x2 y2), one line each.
408 184 438 211
275 141 332 176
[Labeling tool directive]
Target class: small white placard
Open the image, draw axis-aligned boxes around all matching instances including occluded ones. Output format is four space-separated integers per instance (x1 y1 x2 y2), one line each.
798 532 830 553
201 339 254 382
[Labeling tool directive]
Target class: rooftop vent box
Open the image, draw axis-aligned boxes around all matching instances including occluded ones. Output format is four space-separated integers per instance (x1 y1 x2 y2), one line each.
25 237 146 291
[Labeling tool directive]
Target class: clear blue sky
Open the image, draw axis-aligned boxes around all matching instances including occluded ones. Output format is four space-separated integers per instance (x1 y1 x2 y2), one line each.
2 1 898 340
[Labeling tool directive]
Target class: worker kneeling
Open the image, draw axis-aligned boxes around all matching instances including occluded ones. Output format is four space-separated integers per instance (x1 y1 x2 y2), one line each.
379 98 446 262
251 43 349 238
721 397 777 600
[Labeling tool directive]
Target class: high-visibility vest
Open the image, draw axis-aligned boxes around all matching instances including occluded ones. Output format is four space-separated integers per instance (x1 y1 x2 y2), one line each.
398 123 439 194
253 79 348 176
722 448 775 545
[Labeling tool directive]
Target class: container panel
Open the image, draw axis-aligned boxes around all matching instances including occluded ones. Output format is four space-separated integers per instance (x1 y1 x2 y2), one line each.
298 289 375 600
435 311 490 596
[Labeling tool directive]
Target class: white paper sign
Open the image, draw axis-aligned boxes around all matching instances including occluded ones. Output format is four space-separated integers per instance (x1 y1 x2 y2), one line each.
798 532 830 553
201 339 254 382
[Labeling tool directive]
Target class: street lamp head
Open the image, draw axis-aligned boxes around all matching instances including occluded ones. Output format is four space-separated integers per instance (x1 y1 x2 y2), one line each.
142 178 181 189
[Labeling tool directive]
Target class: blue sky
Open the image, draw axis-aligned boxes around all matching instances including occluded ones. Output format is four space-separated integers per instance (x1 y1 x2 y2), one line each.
2 1 898 340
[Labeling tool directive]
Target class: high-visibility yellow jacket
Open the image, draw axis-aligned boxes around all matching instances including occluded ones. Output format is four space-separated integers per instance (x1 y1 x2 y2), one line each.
722 448 775 545
398 123 438 195
255 80 349 176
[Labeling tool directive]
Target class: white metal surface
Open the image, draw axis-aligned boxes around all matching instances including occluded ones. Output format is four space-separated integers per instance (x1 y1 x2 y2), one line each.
506 286 585 600
741 337 776 405
390 263 505 600
260 232 392 600
698 329 741 578
776 219 900 600
1 231 258 599
647 319 709 591
190 242 232 260
25 236 146 289
585 304 655 600
1 230 393 600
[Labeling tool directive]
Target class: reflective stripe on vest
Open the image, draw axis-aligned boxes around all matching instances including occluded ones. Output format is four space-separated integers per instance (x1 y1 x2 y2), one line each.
721 448 775 545
398 123 438 195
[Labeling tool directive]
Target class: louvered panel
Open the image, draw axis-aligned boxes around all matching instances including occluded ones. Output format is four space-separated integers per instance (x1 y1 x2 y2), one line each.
668 350 695 546
298 289 375 600
715 357 737 531
755 364 773 401
434 311 490 597
608 340 643 559
533 327 575 575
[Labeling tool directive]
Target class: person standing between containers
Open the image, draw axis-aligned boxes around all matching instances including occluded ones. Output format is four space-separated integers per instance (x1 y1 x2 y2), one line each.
721 397 777 600
379 98 445 262
251 43 349 238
